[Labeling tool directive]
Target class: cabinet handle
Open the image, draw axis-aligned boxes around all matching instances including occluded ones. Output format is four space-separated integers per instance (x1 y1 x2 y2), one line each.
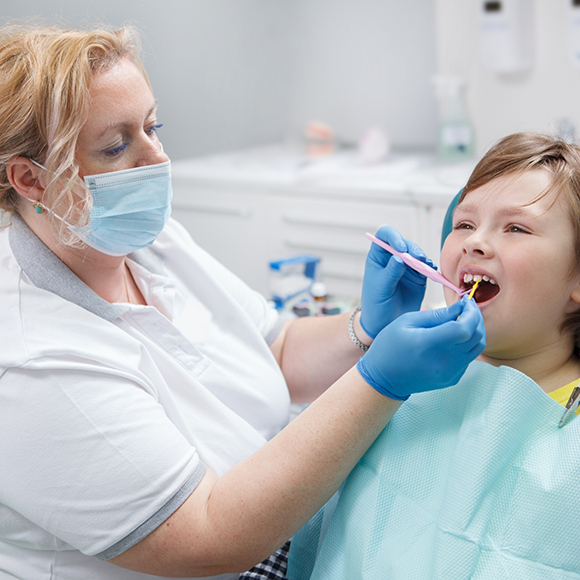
283 215 377 231
172 202 252 218
284 239 367 256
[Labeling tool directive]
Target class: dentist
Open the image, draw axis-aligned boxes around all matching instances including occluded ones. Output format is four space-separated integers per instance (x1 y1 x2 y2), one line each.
0 24 485 580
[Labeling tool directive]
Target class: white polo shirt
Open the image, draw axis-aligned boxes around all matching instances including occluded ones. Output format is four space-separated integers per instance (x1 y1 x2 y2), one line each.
0 215 290 579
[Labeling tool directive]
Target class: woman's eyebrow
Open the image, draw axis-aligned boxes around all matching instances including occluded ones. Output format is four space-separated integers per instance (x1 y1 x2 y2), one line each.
96 102 158 139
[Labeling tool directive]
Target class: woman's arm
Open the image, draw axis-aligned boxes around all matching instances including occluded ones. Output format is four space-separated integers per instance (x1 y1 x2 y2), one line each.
109 299 485 577
110 366 399 576
270 310 372 404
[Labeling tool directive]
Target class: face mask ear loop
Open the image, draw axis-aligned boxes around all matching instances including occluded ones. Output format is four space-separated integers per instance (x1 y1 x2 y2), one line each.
29 158 47 171
28 158 49 215
28 158 93 245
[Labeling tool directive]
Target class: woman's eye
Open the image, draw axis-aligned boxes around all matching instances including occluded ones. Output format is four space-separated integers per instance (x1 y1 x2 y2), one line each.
104 142 129 158
146 123 163 137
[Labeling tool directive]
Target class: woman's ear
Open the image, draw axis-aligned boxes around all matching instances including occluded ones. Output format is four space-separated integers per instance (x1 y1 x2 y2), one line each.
5 157 46 202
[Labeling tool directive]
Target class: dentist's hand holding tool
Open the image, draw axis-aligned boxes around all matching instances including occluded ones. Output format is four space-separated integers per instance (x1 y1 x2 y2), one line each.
361 226 435 339
357 296 486 401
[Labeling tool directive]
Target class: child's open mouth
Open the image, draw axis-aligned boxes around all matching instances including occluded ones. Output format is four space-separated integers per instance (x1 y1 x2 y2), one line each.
461 273 500 303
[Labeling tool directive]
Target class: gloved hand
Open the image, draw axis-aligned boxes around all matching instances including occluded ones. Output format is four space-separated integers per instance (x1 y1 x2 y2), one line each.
357 296 486 400
360 226 435 339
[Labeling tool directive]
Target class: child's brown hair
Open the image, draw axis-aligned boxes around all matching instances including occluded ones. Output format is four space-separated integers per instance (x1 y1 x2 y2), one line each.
458 132 580 346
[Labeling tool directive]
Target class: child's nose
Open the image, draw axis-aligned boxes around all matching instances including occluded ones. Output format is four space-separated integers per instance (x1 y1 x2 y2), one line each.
462 231 494 257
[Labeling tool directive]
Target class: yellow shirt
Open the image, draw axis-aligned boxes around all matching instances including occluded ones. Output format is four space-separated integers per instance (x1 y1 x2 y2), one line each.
549 378 580 414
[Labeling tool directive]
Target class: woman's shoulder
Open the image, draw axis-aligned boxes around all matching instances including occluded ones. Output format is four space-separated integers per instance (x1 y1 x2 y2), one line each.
0 266 140 376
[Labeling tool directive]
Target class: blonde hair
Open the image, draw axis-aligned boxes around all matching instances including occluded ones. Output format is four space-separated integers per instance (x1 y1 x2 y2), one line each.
458 132 580 346
0 23 148 243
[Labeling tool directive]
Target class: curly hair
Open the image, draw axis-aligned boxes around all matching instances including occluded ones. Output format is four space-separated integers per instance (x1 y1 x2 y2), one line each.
0 23 148 243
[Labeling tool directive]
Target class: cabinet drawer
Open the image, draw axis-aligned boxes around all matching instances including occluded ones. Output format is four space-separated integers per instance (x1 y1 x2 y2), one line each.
268 196 418 253
267 196 419 299
172 185 270 295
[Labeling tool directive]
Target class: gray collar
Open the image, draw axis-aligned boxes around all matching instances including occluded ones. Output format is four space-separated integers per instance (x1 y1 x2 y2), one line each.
9 214 165 322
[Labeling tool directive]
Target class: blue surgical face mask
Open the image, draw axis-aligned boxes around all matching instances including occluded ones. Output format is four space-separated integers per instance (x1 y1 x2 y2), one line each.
29 159 173 256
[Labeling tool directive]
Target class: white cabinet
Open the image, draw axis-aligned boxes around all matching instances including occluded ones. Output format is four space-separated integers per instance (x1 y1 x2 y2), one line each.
171 146 475 308
266 195 419 300
172 184 271 294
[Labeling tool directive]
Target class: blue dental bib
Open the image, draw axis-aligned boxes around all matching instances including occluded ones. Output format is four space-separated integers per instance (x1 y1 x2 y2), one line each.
288 361 580 579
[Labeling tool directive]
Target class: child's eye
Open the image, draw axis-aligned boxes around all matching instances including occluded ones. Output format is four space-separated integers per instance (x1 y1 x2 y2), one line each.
454 222 475 231
146 123 163 137
507 225 529 234
103 142 129 158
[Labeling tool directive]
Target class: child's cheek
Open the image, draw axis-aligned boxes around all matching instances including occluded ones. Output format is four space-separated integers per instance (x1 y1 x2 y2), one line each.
443 286 458 307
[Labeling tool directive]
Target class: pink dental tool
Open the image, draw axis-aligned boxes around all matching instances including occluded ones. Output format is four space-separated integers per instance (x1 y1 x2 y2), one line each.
366 232 468 296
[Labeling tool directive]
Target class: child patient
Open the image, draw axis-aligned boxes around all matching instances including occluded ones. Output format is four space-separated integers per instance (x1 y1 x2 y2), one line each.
287 133 580 580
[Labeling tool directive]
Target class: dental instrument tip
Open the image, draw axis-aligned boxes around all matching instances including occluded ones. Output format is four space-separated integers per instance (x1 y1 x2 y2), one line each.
468 279 480 300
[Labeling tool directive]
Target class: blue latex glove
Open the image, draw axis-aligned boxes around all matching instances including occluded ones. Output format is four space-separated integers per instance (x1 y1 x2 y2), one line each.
360 226 435 339
357 296 486 401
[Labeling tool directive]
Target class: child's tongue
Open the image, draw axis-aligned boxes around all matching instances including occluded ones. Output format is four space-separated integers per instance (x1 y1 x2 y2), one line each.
473 280 500 303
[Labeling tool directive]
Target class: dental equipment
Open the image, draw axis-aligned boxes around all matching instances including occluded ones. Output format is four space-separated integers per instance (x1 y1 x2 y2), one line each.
559 382 580 428
468 278 480 300
366 232 468 296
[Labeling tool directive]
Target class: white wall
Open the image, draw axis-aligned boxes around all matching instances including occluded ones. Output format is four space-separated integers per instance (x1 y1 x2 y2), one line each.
0 0 293 160
435 0 580 156
287 0 438 150
0 0 438 158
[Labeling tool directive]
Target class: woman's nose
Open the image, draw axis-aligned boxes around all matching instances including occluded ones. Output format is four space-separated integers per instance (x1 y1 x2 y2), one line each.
136 138 169 167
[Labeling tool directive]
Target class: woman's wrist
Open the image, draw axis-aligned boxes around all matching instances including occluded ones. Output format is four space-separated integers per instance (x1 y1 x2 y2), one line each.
349 307 373 352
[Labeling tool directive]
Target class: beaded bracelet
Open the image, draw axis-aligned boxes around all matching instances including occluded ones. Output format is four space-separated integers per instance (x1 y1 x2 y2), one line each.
348 306 369 352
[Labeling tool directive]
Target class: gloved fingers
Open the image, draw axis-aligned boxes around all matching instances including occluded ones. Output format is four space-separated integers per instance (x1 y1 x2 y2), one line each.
405 239 434 270
382 254 406 291
398 300 484 347
360 256 406 336
368 227 431 269
454 297 485 339
398 261 429 290
380 254 427 294
374 226 408 254
402 300 464 329
466 337 486 359
462 308 487 356
456 325 486 356
441 299 486 355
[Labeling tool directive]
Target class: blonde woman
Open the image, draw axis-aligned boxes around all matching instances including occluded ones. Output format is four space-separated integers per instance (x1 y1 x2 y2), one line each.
0 24 484 579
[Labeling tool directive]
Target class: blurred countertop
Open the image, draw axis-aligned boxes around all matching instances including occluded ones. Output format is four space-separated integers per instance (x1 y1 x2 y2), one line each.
172 144 478 205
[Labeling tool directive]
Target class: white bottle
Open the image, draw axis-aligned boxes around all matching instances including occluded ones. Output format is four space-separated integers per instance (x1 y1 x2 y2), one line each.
432 76 475 162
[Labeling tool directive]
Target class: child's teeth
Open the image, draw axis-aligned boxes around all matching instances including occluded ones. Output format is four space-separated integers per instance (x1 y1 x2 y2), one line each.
463 272 497 285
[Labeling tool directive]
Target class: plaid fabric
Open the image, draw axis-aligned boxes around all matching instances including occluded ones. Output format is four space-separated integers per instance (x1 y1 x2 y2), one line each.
238 540 290 580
